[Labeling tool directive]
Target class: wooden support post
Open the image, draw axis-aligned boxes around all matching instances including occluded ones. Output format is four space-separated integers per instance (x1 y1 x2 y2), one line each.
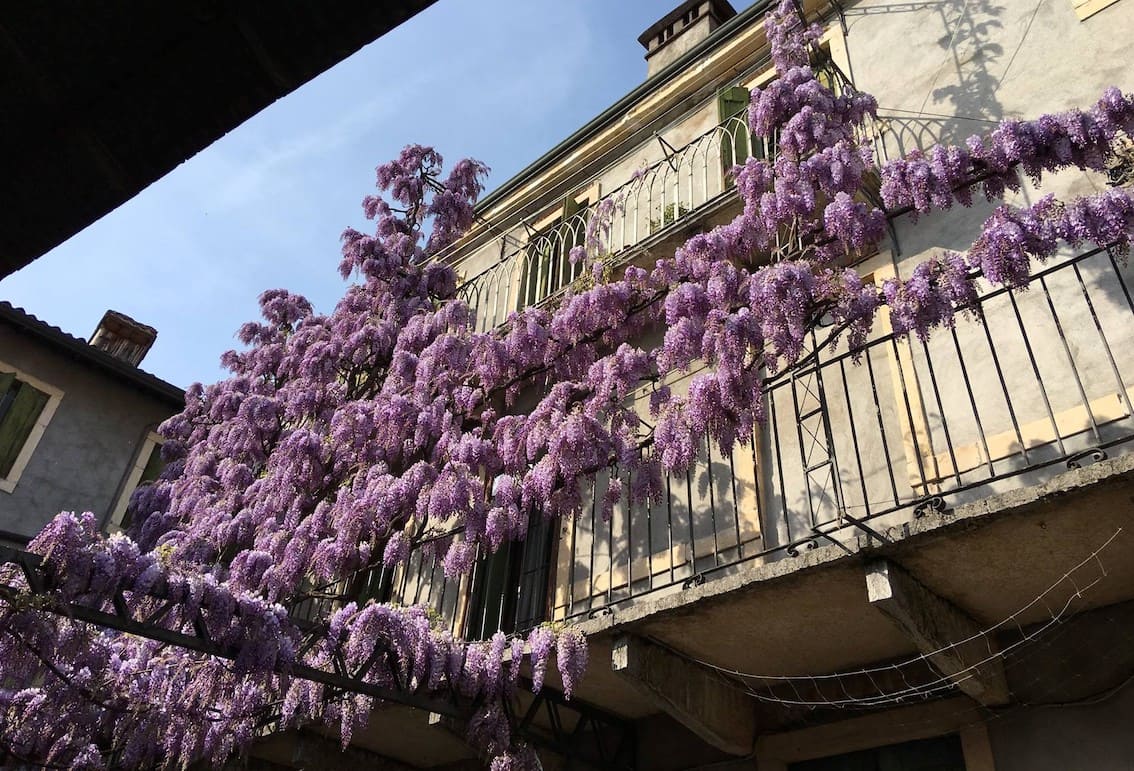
866 559 1010 706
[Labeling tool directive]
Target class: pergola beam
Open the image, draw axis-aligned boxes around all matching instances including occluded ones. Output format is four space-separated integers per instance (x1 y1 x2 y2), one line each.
0 544 462 718
866 559 1010 706
611 634 755 756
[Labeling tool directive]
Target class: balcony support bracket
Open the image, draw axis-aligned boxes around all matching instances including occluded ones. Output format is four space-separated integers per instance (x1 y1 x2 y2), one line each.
866 559 1010 706
654 133 680 172
611 634 755 756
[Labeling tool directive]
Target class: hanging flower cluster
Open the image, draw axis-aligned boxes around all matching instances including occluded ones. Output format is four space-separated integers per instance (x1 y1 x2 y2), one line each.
880 87 1134 214
3 2 1134 769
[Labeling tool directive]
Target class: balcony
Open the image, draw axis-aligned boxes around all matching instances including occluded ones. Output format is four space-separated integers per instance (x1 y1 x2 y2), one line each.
453 58 880 336
392 246 1134 639
391 54 1134 642
455 107 764 333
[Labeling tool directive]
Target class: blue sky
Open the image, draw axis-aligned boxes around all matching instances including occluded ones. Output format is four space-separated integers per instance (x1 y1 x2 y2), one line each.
2 0 754 389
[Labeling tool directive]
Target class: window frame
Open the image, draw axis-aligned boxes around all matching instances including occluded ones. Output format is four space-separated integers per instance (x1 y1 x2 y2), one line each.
107 430 164 531
0 361 64 494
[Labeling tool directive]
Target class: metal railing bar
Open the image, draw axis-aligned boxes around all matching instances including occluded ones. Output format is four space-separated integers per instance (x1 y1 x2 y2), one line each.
769 390 795 543
917 336 963 487
888 335 933 492
1006 288 1067 458
1039 273 1102 444
863 346 901 511
948 324 996 478
1072 259 1134 423
838 356 873 520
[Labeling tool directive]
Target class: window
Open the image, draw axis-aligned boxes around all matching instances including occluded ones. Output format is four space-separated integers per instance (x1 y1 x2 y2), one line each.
717 85 759 183
0 365 63 493
518 194 591 309
464 513 557 641
108 431 166 530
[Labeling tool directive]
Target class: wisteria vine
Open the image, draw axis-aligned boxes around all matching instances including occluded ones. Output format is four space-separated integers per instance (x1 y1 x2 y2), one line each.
3 1 1134 769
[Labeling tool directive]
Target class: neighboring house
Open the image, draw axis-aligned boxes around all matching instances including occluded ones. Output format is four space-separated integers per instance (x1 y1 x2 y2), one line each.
0 303 183 546
266 1 1134 770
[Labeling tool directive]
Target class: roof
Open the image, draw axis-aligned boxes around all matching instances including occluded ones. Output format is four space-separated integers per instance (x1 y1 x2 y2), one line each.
0 302 184 407
473 0 773 216
0 1 437 278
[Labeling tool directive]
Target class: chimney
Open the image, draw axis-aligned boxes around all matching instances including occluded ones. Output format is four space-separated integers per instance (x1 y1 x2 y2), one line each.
638 0 738 79
88 310 157 367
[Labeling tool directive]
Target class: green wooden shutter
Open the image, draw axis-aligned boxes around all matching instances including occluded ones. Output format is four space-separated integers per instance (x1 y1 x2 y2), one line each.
139 443 166 485
717 85 749 120
0 382 49 477
562 194 585 251
717 85 752 173
562 194 584 220
564 194 592 282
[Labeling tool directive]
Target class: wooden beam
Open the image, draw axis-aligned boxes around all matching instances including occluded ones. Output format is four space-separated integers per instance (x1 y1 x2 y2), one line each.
866 560 1010 706
611 635 755 755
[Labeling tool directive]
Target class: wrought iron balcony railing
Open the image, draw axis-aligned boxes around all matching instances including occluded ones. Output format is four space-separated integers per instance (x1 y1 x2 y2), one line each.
453 55 884 335
560 247 1134 620
455 109 766 333
388 247 1134 637
378 61 1114 638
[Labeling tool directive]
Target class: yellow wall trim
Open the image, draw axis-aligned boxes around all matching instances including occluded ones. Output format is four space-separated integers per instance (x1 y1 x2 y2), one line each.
1074 0 1122 21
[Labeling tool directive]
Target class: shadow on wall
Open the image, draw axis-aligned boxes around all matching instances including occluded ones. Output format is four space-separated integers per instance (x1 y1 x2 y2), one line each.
844 0 1008 154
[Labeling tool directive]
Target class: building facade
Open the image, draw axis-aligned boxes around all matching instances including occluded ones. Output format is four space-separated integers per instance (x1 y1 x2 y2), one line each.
0 304 183 546
250 1 1134 769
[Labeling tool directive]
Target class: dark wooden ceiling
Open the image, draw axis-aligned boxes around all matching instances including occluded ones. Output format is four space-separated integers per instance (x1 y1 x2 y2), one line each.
0 1 437 278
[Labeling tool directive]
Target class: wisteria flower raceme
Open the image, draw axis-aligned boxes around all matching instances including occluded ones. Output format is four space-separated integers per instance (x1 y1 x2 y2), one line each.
4 2 1134 769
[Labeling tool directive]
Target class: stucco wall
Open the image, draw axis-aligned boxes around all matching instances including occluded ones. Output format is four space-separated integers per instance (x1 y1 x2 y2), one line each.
989 685 1134 770
0 324 179 538
989 600 1134 770
843 0 1134 263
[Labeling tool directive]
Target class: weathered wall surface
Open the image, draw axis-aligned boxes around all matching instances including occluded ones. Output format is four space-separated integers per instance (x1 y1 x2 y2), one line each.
990 600 1134 770
844 0 1134 261
0 324 177 538
990 685 1134 770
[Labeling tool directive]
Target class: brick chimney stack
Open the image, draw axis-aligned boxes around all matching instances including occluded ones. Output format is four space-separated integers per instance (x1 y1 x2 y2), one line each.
88 310 157 367
639 0 738 79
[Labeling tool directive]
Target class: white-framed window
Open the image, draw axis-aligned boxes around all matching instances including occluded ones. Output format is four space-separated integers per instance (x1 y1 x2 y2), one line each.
0 363 63 494
108 431 165 531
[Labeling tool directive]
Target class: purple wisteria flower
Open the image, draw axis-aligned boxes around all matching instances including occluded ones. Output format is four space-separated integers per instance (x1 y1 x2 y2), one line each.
4 1 1134 768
